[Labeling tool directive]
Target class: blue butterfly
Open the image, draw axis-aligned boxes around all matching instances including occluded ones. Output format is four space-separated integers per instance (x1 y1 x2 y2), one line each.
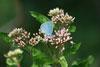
40 21 53 35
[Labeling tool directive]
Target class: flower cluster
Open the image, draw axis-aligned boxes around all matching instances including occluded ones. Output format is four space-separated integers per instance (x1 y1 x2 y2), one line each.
8 28 24 37
48 8 75 25
41 8 75 49
52 13 75 24
5 49 23 58
8 8 75 51
43 28 72 48
4 49 23 66
48 8 63 16
29 33 41 46
8 28 30 47
5 8 79 67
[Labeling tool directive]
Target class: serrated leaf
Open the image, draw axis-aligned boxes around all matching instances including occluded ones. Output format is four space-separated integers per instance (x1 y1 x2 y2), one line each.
30 11 50 24
59 56 68 67
68 25 76 32
71 55 94 67
0 32 12 45
64 43 81 57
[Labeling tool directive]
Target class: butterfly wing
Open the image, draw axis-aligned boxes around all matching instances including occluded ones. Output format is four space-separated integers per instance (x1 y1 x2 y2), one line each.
40 21 53 35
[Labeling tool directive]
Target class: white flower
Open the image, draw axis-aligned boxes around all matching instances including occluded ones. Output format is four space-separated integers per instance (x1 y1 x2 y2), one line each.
8 28 24 37
51 12 75 24
5 49 23 57
8 28 30 47
48 8 64 16
64 13 75 23
29 33 41 46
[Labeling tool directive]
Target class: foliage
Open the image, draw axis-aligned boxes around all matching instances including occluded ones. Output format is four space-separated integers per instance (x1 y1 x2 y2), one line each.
30 11 50 24
59 56 68 67
71 55 94 67
64 43 81 57
0 32 12 45
68 25 76 33
0 8 94 67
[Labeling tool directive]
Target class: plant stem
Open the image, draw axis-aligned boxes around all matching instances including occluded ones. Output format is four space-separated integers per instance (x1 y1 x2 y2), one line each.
12 57 20 67
44 43 53 58
17 64 20 67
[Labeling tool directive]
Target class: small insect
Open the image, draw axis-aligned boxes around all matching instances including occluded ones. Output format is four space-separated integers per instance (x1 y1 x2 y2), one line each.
40 21 53 35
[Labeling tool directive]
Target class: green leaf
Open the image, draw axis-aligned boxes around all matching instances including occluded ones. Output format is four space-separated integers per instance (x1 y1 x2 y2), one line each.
71 55 94 67
53 24 58 30
68 25 76 32
19 47 30 55
87 55 94 65
43 64 51 67
18 56 23 64
20 50 33 67
30 11 50 24
59 56 68 67
6 59 16 66
32 48 55 65
0 32 21 48
31 63 38 67
64 43 81 57
0 32 12 45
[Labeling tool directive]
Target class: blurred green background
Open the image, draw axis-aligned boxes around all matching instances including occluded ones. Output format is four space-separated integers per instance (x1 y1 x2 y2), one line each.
0 0 100 67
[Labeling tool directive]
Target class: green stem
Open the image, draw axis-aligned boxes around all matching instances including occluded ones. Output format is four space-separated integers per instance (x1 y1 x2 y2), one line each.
44 43 53 58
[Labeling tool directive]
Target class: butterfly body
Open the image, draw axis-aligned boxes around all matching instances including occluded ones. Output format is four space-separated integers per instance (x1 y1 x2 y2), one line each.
40 21 53 35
